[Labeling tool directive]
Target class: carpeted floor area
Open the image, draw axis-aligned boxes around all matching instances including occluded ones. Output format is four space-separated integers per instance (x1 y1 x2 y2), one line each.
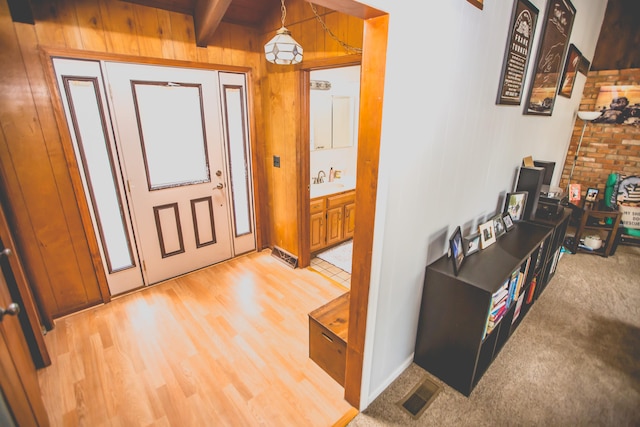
349 245 640 426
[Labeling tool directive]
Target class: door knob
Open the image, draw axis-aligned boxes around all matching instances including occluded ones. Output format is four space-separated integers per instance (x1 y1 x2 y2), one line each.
0 302 20 321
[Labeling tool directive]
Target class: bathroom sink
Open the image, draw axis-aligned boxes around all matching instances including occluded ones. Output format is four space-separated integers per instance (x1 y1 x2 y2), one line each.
310 181 354 198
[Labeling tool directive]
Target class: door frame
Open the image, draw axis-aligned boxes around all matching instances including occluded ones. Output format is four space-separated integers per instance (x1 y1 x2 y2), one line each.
295 2 389 408
42 48 265 300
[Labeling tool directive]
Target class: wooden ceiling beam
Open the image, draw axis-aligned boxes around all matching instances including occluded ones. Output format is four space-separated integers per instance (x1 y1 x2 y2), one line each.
194 0 233 47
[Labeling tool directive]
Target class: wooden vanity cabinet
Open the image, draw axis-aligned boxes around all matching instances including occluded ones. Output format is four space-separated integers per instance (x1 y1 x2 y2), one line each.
310 190 355 253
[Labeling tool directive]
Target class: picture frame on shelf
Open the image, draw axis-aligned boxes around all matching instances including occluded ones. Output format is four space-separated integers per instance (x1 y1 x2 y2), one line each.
504 191 528 222
569 183 581 203
449 226 465 275
464 233 481 256
479 220 496 249
523 0 576 116
586 187 599 202
503 213 515 231
493 214 507 238
558 43 581 98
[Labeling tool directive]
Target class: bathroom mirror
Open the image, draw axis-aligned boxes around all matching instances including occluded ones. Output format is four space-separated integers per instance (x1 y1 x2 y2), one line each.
310 65 360 151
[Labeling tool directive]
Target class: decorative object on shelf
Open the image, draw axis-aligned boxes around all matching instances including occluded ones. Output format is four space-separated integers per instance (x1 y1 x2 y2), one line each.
569 183 581 204
493 214 507 238
524 0 576 116
449 226 465 275
593 85 640 125
558 44 582 98
496 0 539 105
504 191 528 222
464 233 481 256
466 0 483 10
503 213 515 231
583 234 603 250
264 0 303 65
586 187 599 202
479 220 496 249
566 111 601 195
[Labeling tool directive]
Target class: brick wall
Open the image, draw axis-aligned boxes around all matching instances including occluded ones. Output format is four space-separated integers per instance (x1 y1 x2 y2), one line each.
559 68 640 197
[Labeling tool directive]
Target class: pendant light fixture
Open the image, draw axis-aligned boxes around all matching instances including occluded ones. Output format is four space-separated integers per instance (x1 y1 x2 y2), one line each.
264 0 303 65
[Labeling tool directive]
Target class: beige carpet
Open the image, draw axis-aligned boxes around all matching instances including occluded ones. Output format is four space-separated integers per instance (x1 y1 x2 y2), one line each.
349 245 640 426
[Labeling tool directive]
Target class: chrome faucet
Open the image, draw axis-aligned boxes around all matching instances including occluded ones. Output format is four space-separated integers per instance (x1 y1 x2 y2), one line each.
313 170 326 184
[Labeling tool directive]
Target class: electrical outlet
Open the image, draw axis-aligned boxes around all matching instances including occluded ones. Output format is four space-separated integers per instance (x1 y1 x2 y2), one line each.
273 155 280 168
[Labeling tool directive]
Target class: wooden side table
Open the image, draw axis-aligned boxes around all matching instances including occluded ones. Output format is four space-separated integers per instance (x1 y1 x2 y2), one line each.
571 203 622 257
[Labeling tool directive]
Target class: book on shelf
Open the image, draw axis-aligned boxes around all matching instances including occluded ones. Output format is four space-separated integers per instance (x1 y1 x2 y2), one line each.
512 294 524 323
526 276 537 304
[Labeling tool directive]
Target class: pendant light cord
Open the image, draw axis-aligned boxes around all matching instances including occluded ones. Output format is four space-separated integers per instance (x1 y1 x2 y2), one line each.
280 0 287 27
309 3 362 54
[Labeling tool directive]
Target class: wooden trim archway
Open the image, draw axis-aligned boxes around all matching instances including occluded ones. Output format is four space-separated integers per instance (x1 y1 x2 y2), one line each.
297 1 388 408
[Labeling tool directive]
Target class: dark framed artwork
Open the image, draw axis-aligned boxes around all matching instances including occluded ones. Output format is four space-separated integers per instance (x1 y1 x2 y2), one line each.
577 54 591 75
449 226 465 275
492 214 507 238
467 0 483 10
496 0 539 105
558 44 582 98
524 0 576 116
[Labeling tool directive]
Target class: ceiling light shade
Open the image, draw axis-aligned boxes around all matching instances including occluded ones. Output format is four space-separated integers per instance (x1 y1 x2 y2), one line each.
577 111 601 121
264 27 303 65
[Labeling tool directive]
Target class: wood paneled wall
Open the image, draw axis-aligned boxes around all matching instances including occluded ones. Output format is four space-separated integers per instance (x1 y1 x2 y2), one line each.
259 0 363 257
0 0 362 320
0 0 263 320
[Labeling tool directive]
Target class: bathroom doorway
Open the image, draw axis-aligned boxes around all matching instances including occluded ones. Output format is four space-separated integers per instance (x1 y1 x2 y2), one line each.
307 64 361 288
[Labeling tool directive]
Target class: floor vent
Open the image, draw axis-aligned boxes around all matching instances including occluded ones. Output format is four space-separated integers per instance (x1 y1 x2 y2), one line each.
397 375 442 420
271 246 298 268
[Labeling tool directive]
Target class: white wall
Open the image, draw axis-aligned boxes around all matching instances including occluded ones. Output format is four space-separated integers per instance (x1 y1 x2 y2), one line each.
357 0 608 408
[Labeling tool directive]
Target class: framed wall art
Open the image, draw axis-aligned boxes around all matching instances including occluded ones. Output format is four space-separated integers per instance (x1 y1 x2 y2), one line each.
467 0 483 10
524 0 576 116
479 220 496 249
504 191 528 222
496 0 539 105
558 44 582 98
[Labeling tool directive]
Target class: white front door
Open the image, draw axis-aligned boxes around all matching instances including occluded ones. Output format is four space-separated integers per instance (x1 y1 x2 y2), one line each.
104 62 233 285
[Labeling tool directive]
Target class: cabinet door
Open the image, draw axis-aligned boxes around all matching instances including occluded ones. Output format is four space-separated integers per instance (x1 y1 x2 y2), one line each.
310 211 326 252
344 203 355 239
326 207 344 246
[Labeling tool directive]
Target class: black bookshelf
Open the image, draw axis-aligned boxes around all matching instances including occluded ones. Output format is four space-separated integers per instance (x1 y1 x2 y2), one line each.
414 221 552 396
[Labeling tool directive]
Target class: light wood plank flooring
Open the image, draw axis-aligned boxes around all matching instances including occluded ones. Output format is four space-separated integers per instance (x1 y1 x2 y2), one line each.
38 250 355 426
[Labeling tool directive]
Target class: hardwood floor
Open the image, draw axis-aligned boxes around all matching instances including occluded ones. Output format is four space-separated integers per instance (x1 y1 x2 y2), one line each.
37 250 356 426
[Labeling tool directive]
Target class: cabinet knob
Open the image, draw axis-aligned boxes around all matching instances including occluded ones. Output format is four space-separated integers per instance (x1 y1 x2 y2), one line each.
0 248 12 257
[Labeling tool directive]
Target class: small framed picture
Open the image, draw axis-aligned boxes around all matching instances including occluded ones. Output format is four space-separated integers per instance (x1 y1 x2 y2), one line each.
464 233 481 256
449 226 465 275
586 187 599 202
504 192 528 222
569 183 581 203
503 213 515 231
479 220 496 249
493 214 506 238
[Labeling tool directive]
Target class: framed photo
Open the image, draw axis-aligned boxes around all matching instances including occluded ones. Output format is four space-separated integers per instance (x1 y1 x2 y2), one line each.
466 0 483 10
586 187 599 202
496 0 539 105
503 213 515 231
569 183 581 203
449 226 465 275
558 44 582 98
523 0 576 116
504 192 528 222
464 233 481 256
479 220 496 249
577 54 591 75
493 214 507 238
